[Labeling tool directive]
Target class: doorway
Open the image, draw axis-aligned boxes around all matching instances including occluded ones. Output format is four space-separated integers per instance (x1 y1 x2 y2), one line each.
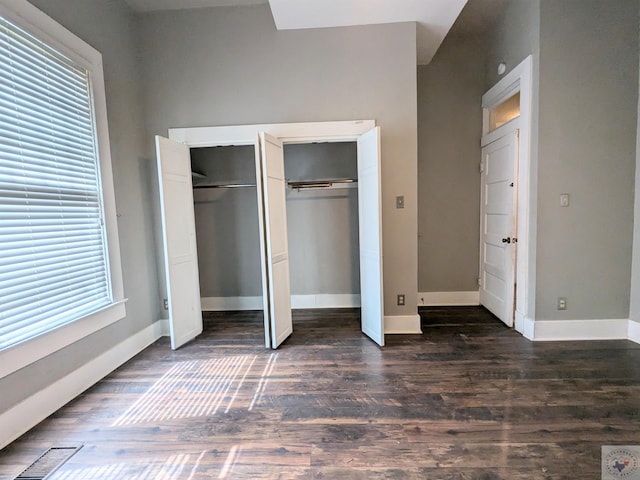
479 56 535 335
156 121 385 349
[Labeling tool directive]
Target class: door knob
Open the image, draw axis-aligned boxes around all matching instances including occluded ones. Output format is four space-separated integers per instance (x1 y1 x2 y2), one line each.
502 237 511 244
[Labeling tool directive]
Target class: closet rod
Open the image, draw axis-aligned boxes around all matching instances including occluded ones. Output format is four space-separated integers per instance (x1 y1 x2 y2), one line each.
193 183 256 189
287 178 357 190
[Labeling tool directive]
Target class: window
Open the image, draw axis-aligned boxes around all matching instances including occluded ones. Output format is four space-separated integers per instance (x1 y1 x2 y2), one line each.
488 91 520 132
0 0 125 374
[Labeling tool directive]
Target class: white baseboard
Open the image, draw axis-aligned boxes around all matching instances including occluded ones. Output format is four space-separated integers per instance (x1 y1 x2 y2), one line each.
384 314 422 334
0 320 164 450
418 291 479 306
628 320 640 344
520 314 535 340
201 296 263 311
291 294 360 309
532 318 629 341
159 318 170 337
201 294 360 311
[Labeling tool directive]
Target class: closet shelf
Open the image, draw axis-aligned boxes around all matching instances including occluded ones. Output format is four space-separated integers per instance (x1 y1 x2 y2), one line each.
287 178 357 191
193 183 256 189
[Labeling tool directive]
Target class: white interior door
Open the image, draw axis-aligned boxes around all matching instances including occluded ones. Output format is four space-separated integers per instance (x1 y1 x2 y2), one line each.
155 136 203 349
479 130 518 326
258 132 293 348
357 127 385 346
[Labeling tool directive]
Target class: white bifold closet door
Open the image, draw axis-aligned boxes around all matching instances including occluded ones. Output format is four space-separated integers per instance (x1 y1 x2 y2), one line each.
155 136 203 349
256 132 293 349
357 127 385 346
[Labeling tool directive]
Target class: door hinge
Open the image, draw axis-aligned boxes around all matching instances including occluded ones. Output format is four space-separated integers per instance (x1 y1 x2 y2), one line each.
477 277 482 286
479 162 484 173
163 298 169 310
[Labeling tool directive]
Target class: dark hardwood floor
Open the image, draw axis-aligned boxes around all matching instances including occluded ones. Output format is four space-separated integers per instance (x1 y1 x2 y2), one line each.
1 307 639 479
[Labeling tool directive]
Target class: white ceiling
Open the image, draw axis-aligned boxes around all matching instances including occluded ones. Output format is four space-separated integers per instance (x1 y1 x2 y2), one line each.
124 0 469 64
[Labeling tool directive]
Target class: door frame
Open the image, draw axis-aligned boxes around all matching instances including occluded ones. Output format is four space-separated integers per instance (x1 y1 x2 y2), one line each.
481 56 535 337
168 120 383 340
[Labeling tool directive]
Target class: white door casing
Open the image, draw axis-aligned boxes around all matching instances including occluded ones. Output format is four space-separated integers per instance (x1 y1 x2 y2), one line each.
258 132 293 348
481 56 534 336
357 127 385 346
479 130 518 326
155 136 203 349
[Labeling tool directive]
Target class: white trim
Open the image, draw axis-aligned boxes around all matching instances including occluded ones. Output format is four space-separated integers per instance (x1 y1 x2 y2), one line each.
532 319 628 341
384 315 422 334
291 294 360 309
418 291 479 306
169 120 376 147
0 0 126 376
481 55 535 334
0 321 163 450
521 315 535 340
159 318 170 337
628 320 640 344
200 295 360 311
0 301 127 380
514 310 527 335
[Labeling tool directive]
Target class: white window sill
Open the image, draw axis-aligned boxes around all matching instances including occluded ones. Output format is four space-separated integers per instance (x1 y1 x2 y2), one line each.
0 299 127 380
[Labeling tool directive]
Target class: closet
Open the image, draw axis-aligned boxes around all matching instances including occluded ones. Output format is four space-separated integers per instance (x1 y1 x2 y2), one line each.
189 142 361 322
155 121 384 351
191 145 263 309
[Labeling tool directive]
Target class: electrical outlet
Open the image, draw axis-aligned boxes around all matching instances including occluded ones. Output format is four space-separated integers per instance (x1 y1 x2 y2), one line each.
557 297 567 310
397 294 405 306
163 298 169 310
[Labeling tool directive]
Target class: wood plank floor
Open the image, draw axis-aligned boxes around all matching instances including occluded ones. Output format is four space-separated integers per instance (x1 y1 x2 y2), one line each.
1 306 639 479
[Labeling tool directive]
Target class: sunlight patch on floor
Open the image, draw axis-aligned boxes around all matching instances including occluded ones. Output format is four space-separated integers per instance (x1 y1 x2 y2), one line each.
111 356 256 426
249 353 278 411
50 453 191 480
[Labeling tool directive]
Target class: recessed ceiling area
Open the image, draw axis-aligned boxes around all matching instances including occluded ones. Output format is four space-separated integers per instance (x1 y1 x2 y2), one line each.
124 0 469 64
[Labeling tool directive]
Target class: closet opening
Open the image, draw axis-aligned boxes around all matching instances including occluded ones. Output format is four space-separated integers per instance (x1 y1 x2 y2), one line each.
156 120 384 350
190 142 362 344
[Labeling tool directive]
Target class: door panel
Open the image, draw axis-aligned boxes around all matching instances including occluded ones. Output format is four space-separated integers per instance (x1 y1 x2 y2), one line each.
357 127 384 346
479 130 518 326
155 135 203 349
258 132 293 348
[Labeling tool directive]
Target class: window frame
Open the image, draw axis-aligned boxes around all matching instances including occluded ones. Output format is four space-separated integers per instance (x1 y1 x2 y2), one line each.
0 0 126 379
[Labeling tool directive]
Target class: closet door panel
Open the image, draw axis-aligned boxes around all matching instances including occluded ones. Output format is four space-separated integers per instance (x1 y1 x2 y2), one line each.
258 132 293 348
155 135 203 350
357 127 385 346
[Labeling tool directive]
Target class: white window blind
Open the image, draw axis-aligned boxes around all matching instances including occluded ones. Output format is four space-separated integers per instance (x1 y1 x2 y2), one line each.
0 15 111 350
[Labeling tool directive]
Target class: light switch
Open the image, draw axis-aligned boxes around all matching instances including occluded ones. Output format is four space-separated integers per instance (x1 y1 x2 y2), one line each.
396 196 404 209
560 193 570 207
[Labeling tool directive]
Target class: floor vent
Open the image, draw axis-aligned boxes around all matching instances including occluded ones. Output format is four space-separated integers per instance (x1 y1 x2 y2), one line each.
15 446 82 480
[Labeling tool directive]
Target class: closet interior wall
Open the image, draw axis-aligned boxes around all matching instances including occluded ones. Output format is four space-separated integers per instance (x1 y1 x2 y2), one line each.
191 142 360 311
191 146 263 301
284 142 360 303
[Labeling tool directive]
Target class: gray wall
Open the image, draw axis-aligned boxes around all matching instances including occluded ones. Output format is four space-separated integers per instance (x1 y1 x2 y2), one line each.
1 0 156 411
139 5 418 316
484 0 540 90
629 0 640 326
417 33 485 293
536 0 638 320
485 0 638 321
